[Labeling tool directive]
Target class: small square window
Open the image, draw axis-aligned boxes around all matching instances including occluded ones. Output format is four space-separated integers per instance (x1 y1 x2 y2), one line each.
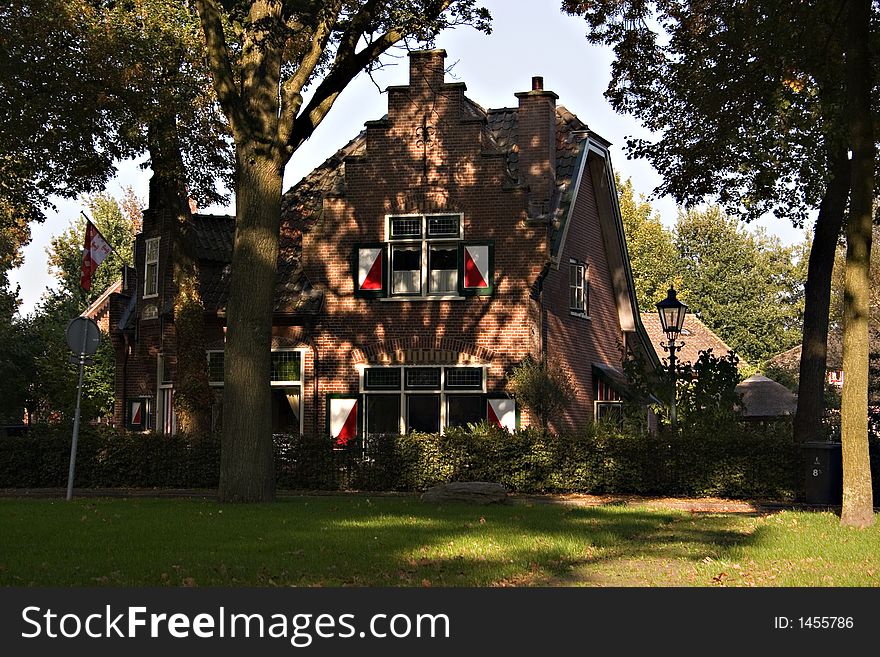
444 367 483 390
427 215 460 237
389 216 422 239
364 368 402 390
405 367 441 389
271 351 302 382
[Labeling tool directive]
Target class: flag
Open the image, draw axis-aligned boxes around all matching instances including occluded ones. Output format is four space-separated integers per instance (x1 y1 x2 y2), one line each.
80 220 113 291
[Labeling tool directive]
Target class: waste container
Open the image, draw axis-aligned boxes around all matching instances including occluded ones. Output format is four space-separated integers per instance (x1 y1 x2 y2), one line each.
802 441 843 505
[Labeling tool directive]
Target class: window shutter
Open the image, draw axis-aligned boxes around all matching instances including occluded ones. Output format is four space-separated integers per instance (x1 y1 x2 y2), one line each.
327 396 360 446
487 397 517 432
352 244 387 298
458 241 494 296
126 397 152 431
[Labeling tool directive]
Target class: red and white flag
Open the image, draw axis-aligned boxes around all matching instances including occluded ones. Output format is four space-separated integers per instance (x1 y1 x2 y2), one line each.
80 219 113 291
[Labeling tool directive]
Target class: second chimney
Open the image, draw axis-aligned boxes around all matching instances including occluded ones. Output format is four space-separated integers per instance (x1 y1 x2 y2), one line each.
515 76 559 210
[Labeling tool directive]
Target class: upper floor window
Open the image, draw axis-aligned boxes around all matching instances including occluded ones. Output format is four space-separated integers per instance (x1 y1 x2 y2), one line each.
353 214 493 299
569 259 589 318
144 237 160 298
388 214 463 296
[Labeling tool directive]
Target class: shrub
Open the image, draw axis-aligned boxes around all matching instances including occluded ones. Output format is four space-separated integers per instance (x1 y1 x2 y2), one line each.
506 356 574 429
3 420 876 502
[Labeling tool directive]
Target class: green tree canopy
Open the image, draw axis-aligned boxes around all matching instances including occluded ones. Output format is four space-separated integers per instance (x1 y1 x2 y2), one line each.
24 191 141 425
0 0 232 220
674 206 806 365
616 176 679 310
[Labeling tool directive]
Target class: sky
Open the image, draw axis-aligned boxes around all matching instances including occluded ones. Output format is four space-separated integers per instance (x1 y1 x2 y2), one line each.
9 0 807 316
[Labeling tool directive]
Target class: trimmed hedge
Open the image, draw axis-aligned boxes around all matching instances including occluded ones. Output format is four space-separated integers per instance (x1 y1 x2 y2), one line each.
3 421 878 501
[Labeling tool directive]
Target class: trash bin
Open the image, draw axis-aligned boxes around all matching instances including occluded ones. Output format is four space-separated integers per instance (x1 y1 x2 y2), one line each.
802 441 843 505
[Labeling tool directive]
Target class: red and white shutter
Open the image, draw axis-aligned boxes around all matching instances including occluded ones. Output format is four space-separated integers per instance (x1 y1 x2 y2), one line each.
353 244 386 297
459 242 493 295
329 397 359 446
130 400 143 427
487 398 516 432
161 388 177 435
127 398 149 431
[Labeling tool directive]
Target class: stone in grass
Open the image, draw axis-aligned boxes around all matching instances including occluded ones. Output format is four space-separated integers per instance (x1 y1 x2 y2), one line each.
421 481 509 505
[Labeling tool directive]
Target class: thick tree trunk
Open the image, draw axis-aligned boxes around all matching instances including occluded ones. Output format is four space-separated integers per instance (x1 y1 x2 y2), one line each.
218 145 283 502
839 0 875 528
793 148 849 443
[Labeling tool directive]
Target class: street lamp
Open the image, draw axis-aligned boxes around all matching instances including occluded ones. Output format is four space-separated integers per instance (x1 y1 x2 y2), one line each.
656 287 688 428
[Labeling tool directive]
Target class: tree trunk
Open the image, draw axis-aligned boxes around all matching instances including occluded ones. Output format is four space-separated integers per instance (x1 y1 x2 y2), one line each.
839 0 875 528
793 147 849 443
218 144 283 502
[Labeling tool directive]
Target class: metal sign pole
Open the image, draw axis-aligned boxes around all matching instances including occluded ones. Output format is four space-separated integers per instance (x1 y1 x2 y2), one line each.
65 317 99 501
66 352 86 501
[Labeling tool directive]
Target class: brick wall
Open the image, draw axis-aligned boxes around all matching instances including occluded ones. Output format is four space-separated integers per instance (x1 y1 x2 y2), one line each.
543 156 626 432
301 49 546 426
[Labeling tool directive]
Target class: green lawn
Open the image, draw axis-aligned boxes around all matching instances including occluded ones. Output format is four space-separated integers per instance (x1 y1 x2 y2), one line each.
0 496 877 587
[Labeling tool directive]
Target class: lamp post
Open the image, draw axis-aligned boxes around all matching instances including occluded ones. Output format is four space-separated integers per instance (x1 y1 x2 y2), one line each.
656 287 688 428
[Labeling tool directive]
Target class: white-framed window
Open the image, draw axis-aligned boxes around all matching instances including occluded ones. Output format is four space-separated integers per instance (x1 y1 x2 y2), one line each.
569 258 589 317
144 237 160 298
157 354 176 435
387 213 464 297
206 348 305 435
359 364 487 435
595 401 623 424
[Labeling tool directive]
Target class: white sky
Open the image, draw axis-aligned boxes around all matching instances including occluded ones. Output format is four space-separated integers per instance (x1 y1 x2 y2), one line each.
9 0 807 316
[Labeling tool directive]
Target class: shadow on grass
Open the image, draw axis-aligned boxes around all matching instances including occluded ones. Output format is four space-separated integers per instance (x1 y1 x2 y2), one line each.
0 497 767 587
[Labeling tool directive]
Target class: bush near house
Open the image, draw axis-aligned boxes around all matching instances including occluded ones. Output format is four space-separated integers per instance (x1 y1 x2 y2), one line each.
7 422 877 500
6 423 880 500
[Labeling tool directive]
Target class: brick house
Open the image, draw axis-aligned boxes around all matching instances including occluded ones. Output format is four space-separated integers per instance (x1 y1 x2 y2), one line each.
108 49 658 440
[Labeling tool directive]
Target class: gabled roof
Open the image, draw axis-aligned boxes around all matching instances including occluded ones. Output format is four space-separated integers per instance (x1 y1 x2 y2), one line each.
640 312 739 366
767 326 880 372
280 100 592 228
81 279 122 325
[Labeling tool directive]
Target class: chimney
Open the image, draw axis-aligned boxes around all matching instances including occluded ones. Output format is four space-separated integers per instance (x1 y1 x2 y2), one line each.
515 76 559 211
408 49 447 92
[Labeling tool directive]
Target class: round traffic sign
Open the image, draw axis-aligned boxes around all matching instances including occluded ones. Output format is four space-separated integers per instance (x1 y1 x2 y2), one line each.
66 317 101 356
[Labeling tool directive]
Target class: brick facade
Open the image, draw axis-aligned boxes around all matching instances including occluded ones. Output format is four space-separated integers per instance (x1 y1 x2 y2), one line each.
108 49 657 437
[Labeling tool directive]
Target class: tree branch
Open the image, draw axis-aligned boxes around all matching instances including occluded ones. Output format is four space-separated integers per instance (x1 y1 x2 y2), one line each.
194 0 248 139
277 2 343 148
288 0 454 151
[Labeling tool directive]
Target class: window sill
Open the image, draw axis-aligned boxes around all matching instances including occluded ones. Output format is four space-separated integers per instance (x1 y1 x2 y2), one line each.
380 295 466 302
569 310 591 320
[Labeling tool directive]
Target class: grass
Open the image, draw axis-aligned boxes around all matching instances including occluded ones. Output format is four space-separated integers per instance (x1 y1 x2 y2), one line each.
0 496 878 587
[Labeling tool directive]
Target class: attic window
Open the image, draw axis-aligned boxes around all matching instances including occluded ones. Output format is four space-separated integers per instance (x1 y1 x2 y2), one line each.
569 259 590 318
353 214 492 299
144 237 160 299
386 214 464 297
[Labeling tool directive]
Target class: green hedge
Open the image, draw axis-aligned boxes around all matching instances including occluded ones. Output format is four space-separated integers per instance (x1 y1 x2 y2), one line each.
0 426 221 488
3 421 878 501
